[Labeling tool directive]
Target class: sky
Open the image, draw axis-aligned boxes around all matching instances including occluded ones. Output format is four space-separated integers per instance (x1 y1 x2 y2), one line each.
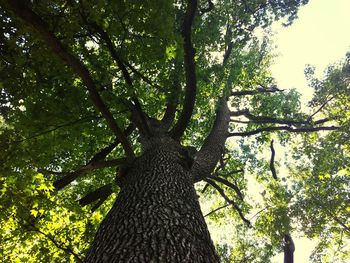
270 0 350 106
268 0 350 262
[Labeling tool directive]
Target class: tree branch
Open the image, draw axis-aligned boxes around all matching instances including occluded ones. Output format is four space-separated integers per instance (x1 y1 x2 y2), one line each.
205 179 251 227
204 204 230 217
78 10 132 87
130 96 152 137
230 109 333 127
192 97 230 182
15 115 98 143
223 41 233 65
308 95 334 121
270 140 278 180
3 0 135 161
161 61 182 129
53 158 125 190
22 221 83 262
123 61 160 88
207 175 244 201
231 86 283 96
228 125 339 137
170 0 198 140
48 125 133 190
78 184 113 208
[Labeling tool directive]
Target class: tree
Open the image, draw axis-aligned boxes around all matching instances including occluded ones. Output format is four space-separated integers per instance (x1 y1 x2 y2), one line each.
289 55 350 262
1 0 347 262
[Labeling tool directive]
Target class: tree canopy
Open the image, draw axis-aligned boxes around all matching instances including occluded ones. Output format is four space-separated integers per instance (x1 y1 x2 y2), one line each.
0 0 349 262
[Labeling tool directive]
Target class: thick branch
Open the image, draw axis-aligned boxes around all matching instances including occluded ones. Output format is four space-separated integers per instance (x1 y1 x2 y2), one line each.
231 86 283 96
3 0 135 161
88 141 118 164
53 158 125 190
192 98 230 182
78 184 113 207
52 124 133 190
228 125 339 137
270 140 278 180
162 61 181 129
223 41 233 65
170 0 198 140
205 179 251 227
130 96 152 136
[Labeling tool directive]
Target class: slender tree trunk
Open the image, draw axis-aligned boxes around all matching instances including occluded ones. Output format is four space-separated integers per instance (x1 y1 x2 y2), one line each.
283 234 295 263
84 141 219 262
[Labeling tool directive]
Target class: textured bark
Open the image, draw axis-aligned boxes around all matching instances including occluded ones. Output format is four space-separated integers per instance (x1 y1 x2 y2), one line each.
192 98 230 182
84 141 219 262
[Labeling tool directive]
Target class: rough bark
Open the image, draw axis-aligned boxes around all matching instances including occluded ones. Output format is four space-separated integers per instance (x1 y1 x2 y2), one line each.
192 98 230 182
84 140 219 263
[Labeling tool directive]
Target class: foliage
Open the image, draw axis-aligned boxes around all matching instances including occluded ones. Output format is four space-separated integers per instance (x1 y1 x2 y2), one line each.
1 0 349 262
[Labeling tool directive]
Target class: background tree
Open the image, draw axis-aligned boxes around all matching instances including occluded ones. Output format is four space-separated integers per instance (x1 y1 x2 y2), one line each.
1 0 348 262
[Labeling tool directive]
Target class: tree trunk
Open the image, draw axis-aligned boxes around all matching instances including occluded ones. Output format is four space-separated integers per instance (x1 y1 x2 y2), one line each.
84 141 219 262
283 234 295 263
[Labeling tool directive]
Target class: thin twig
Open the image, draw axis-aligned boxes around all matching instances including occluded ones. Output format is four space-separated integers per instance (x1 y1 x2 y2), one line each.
204 204 230 217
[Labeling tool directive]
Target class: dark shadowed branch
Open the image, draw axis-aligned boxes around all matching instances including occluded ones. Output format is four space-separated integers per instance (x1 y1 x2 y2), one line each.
87 21 133 86
52 158 125 190
231 86 283 96
16 115 99 143
132 97 152 136
307 95 334 121
3 0 135 161
123 61 160 89
201 169 244 193
77 0 154 138
223 42 233 65
78 184 113 211
205 179 251 227
162 61 182 129
204 204 230 217
269 140 278 180
267 140 294 262
228 125 338 137
230 109 331 126
207 175 244 201
170 0 198 140
77 4 159 89
50 124 133 190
